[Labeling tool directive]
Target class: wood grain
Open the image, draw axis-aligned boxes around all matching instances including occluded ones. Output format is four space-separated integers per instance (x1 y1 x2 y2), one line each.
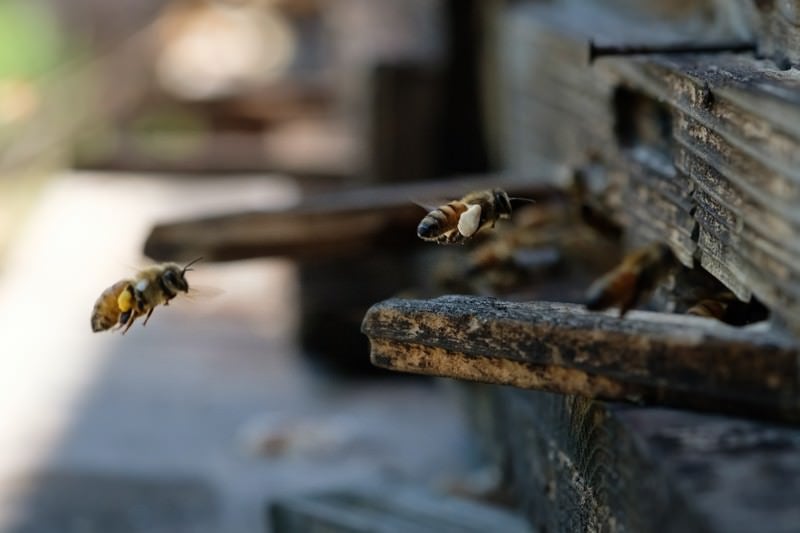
477 387 800 533
362 295 800 421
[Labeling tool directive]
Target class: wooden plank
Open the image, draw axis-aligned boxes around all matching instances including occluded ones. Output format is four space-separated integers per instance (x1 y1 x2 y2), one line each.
367 63 442 182
500 3 618 187
751 1 800 68
76 122 359 179
269 484 532 533
362 296 800 421
143 177 564 262
475 386 800 533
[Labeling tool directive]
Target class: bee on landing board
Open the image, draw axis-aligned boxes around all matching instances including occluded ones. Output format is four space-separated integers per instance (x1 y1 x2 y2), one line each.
91 258 201 334
585 243 673 316
686 296 733 321
685 292 768 326
417 189 514 245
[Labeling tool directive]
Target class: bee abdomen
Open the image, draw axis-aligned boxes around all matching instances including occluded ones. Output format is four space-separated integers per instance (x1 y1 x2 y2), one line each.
91 313 115 332
585 270 637 313
687 299 728 320
90 280 130 332
417 202 467 240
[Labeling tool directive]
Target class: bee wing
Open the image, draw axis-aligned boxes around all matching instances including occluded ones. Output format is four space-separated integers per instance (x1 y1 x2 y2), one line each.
184 284 225 301
410 198 442 212
457 204 482 237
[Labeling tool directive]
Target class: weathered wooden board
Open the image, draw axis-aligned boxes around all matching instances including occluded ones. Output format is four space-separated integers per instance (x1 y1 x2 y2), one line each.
607 54 800 331
362 295 800 421
269 484 531 533
498 1 800 334
367 63 443 182
474 386 800 533
144 177 563 262
76 123 358 179
752 0 800 67
500 3 617 187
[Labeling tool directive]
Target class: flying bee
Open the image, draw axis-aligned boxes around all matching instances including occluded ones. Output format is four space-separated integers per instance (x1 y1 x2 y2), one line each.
416 189 514 245
585 243 673 316
91 258 201 334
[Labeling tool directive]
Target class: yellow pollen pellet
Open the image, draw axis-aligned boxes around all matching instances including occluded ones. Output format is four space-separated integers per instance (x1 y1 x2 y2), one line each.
117 289 132 312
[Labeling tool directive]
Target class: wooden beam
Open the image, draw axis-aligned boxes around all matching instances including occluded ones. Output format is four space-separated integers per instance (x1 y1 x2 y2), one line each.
480 387 800 533
143 177 564 262
269 484 531 533
362 295 800 421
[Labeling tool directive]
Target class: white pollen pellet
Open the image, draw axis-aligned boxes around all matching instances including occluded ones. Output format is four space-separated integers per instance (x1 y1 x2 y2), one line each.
457 204 482 237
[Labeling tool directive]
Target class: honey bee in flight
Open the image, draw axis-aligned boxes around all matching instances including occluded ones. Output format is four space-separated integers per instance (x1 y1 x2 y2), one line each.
417 189 513 244
585 243 673 316
91 258 201 334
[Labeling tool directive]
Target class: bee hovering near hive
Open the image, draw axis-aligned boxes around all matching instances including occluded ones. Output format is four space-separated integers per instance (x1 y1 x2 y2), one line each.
416 189 513 245
91 258 201 334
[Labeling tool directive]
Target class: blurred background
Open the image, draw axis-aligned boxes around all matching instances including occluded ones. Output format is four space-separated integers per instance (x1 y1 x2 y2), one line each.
0 0 509 531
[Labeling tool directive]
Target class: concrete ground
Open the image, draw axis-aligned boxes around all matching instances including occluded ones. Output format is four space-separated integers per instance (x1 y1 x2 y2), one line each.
0 172 474 532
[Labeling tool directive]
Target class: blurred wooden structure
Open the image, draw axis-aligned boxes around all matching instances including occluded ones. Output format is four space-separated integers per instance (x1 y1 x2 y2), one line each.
63 0 475 183
144 177 560 262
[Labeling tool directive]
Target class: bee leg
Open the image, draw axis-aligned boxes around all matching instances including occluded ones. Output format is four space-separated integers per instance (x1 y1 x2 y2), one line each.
446 232 463 245
113 310 132 331
121 312 138 334
142 307 155 326
134 290 148 312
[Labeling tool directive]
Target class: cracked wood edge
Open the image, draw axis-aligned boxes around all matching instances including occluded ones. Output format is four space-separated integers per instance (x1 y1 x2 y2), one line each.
361 295 800 420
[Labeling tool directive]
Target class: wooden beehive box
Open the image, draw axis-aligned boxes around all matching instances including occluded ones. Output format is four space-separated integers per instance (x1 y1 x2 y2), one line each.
360 1 800 531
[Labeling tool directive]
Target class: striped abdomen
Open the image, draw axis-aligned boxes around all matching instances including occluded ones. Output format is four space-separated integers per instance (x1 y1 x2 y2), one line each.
417 202 469 243
90 280 131 332
686 299 729 320
585 243 672 316
585 268 638 314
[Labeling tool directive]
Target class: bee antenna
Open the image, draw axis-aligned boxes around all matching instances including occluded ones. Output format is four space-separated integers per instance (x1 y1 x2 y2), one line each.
509 196 536 204
182 256 203 273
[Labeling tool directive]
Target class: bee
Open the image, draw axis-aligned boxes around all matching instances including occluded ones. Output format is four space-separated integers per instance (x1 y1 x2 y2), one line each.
585 243 673 316
686 297 732 321
417 189 513 244
91 258 201 334
685 292 769 326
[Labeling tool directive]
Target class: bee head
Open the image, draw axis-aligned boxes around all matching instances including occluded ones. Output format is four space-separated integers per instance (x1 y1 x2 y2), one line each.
493 189 512 216
162 257 202 293
162 265 189 293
